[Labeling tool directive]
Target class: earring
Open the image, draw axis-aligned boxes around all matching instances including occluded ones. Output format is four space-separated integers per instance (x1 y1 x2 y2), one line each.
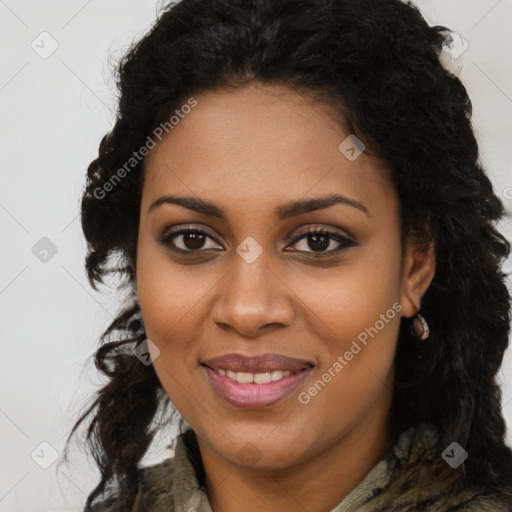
410 312 430 340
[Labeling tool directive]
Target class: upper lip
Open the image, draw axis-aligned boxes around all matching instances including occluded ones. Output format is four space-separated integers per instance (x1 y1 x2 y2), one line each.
201 353 314 373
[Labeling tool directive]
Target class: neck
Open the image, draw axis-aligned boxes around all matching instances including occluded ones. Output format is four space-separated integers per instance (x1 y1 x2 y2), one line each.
197 405 395 512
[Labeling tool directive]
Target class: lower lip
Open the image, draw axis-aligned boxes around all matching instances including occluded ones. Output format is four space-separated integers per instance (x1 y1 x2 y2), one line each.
202 365 313 409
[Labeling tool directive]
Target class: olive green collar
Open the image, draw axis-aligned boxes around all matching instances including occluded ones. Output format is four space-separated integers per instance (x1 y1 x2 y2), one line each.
165 422 440 512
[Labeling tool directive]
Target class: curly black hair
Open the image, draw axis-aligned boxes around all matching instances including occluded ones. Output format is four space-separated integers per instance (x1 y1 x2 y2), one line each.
60 0 512 510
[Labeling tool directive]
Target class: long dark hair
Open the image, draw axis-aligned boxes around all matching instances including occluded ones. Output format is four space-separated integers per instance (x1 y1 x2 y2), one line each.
61 0 512 510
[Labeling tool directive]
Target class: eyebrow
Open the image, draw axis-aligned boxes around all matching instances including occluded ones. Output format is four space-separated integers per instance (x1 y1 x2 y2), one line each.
148 193 370 219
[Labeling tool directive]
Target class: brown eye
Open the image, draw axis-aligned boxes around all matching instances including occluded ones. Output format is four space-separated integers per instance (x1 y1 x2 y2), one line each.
159 228 223 252
285 227 355 256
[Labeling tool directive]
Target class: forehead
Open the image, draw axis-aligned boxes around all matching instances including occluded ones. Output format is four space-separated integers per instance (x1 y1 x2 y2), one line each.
143 83 395 218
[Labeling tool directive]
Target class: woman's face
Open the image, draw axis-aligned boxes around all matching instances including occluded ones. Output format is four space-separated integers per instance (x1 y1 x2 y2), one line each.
136 83 433 471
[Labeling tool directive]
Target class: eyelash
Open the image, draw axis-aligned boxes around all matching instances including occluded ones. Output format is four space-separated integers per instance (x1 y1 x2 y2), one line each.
158 225 355 258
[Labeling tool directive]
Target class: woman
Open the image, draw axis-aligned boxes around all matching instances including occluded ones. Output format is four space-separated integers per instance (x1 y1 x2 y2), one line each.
64 0 512 510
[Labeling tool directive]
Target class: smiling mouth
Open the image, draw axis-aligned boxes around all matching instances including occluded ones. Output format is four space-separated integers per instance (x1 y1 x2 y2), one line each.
201 365 305 384
201 363 314 409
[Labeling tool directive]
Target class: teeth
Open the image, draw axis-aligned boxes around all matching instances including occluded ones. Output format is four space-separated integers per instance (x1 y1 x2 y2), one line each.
215 368 293 383
236 372 254 384
254 372 272 384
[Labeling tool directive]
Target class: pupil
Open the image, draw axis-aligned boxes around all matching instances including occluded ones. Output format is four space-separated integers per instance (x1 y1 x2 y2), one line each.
309 233 328 251
185 232 205 250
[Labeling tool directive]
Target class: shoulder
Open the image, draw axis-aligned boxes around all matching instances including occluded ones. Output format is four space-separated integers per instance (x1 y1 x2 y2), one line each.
367 423 512 512
444 489 512 512
86 457 176 512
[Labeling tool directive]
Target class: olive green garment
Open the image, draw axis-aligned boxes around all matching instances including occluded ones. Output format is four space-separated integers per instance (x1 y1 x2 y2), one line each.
90 422 511 512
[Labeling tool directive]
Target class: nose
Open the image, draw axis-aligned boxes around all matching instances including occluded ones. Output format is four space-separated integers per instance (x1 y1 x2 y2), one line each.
211 253 294 338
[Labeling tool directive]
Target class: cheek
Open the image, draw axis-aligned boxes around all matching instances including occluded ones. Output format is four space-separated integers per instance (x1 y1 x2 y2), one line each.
300 273 400 397
296 278 401 431
136 223 214 324
290 238 402 411
136 255 210 416
135 233 207 369
289 244 402 346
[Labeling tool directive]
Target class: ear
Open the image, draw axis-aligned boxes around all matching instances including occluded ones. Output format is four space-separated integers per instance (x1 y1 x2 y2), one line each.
400 239 436 319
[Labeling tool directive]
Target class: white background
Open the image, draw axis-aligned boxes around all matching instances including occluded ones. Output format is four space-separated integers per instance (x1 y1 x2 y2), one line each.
1 1 511 510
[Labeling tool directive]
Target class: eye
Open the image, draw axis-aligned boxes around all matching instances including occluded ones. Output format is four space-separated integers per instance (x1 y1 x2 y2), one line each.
285 226 355 256
159 227 223 253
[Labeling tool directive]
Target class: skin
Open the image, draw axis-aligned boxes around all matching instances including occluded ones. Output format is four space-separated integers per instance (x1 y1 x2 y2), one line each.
136 82 436 512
